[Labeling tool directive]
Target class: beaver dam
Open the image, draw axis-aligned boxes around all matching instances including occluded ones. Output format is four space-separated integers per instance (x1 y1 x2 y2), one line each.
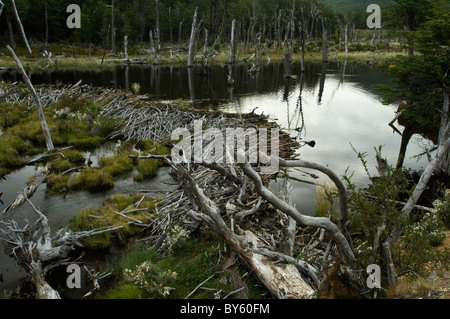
0 81 449 300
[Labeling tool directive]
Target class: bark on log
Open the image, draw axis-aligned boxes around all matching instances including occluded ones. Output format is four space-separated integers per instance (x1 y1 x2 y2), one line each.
7 45 54 151
173 164 315 299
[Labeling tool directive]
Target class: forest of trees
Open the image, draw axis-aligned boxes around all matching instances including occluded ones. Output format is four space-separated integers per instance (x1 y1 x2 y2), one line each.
0 0 406 49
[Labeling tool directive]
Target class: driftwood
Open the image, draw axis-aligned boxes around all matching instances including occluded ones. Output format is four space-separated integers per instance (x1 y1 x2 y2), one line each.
0 196 122 299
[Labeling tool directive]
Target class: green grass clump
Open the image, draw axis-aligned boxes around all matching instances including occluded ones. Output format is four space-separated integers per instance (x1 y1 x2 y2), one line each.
0 102 29 128
50 158 73 174
69 167 115 192
100 284 145 299
99 154 134 177
69 194 159 248
45 173 70 192
134 159 159 181
68 136 105 150
61 149 86 164
99 231 267 299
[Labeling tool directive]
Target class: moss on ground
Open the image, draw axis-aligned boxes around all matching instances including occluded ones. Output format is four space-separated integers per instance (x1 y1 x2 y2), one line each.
97 230 267 299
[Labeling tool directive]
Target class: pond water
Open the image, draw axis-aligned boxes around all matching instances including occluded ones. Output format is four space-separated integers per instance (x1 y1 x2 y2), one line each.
0 61 431 297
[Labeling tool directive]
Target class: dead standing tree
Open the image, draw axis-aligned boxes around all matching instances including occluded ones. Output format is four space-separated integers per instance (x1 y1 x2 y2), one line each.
188 7 199 68
7 45 54 151
7 0 32 54
0 1 4 22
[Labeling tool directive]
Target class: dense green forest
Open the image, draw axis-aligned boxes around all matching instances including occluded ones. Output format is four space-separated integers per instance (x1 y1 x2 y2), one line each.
0 0 419 48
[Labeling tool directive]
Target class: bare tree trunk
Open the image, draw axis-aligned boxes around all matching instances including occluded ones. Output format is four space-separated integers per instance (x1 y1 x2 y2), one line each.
228 19 236 64
6 15 16 48
111 0 116 55
124 35 129 62
150 30 155 54
0 0 4 22
44 0 49 44
322 17 328 63
438 88 449 145
256 35 261 67
169 6 173 43
7 45 54 151
10 0 32 54
439 88 450 170
276 10 281 53
188 7 198 68
155 0 160 50
344 24 348 59
178 20 184 44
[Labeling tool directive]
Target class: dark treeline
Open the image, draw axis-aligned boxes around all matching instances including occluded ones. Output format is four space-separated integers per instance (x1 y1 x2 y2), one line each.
0 0 387 48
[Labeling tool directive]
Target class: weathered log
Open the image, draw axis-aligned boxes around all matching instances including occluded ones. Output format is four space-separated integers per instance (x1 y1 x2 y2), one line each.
239 160 356 269
164 159 315 298
1 164 50 217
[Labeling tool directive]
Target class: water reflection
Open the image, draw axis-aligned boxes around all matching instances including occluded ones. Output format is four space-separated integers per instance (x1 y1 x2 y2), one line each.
0 62 431 212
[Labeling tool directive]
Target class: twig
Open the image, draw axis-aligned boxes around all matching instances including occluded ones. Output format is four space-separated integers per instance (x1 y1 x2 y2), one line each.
185 274 215 299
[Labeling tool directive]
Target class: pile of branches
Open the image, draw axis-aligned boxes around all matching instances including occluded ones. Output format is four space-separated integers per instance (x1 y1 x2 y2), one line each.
105 95 364 298
0 81 116 108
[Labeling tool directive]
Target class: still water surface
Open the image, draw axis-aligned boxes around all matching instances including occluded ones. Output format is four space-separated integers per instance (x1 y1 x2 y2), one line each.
0 61 431 297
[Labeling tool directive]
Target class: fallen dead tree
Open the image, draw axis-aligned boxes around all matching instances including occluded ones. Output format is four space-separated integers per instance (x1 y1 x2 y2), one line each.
0 195 122 299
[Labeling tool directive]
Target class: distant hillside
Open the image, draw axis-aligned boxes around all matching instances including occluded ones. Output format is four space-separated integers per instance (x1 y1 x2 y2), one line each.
322 0 394 13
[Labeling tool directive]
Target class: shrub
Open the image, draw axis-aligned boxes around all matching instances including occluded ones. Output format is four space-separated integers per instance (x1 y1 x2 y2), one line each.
123 261 177 298
433 189 450 229
404 212 447 247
